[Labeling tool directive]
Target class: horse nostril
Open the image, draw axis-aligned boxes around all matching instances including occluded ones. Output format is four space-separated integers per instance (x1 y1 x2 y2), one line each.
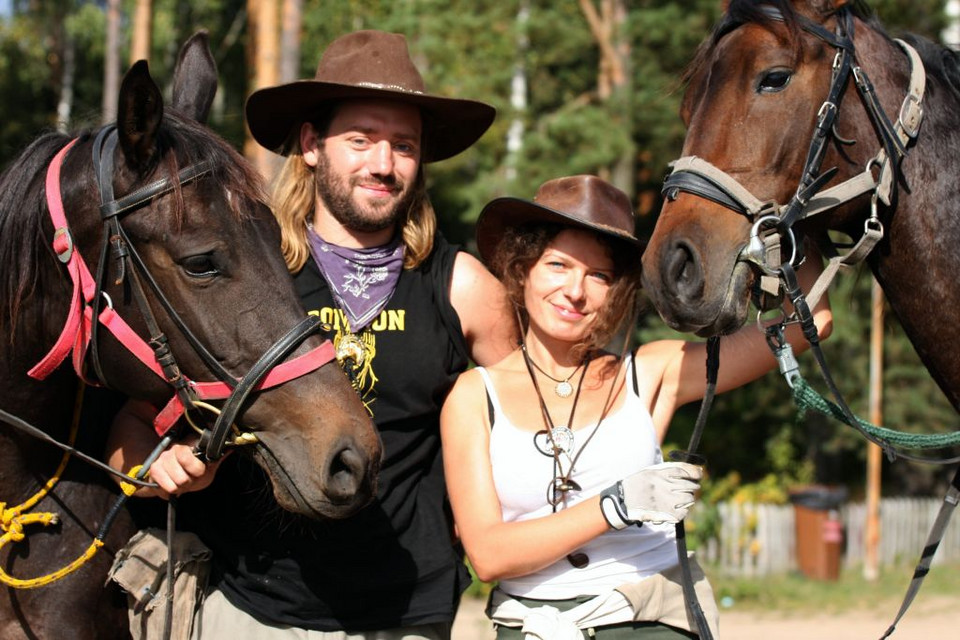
664 241 704 302
325 445 366 503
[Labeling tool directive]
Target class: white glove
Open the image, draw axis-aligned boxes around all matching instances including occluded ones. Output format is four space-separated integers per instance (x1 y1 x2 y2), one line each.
599 461 703 529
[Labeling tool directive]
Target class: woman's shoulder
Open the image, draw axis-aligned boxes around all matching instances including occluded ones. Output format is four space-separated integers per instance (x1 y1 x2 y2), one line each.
451 366 486 394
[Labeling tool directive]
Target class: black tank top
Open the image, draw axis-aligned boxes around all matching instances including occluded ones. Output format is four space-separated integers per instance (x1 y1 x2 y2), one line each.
179 233 471 630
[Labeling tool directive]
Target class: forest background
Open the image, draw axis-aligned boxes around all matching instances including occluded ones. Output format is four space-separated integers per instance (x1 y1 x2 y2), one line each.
2 0 958 505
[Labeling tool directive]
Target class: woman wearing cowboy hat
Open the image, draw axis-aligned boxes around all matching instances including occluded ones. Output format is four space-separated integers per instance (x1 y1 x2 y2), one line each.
107 30 517 639
440 175 832 638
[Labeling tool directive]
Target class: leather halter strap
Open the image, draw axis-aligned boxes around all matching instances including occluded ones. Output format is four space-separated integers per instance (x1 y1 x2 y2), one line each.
31 134 337 454
661 5 926 298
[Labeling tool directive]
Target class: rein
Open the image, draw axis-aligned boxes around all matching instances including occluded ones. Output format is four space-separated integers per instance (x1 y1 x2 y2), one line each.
669 336 720 640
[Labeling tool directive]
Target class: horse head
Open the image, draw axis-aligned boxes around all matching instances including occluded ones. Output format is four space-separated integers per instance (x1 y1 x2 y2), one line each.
641 0 919 337
11 32 382 520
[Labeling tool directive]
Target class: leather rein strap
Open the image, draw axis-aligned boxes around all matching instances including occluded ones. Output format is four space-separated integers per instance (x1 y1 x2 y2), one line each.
669 336 720 640
31 130 336 461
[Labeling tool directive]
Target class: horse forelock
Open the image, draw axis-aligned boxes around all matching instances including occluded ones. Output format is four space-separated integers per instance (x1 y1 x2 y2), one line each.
160 111 268 224
681 0 805 99
680 1 890 122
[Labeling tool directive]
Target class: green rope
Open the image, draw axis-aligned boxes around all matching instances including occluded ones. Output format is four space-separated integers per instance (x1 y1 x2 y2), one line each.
792 377 960 449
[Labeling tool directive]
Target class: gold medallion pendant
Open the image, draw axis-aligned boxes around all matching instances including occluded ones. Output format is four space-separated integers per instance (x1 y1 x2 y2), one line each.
336 331 368 381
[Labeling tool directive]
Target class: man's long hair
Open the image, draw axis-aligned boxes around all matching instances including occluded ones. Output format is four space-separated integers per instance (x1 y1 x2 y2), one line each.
271 119 436 274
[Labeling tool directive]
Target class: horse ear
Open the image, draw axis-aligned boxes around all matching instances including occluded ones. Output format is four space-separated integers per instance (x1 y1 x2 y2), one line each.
172 30 218 124
116 60 164 172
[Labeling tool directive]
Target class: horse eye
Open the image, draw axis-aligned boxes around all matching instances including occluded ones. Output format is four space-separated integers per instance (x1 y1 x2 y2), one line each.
757 69 793 93
181 254 220 278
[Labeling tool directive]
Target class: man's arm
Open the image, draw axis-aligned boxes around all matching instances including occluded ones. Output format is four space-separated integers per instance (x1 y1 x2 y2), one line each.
449 252 518 367
105 399 222 498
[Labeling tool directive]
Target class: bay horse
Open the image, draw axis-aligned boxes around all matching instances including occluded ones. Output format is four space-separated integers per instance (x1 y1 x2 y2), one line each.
641 0 960 413
0 33 381 638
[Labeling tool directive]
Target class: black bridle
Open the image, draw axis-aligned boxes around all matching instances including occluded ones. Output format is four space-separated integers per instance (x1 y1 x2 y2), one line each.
0 128 342 628
87 126 334 462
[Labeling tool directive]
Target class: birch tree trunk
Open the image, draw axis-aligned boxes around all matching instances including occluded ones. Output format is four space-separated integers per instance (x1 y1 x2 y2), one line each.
505 1 529 185
280 0 303 82
56 30 75 132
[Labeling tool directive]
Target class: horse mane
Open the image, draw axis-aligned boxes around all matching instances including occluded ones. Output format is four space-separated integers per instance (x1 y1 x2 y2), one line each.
0 113 267 342
0 132 75 341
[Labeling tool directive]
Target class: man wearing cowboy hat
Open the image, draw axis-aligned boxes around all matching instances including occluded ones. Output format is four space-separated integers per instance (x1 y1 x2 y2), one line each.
108 30 517 639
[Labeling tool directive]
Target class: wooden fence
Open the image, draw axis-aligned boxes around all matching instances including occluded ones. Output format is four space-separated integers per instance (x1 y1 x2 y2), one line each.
697 498 960 576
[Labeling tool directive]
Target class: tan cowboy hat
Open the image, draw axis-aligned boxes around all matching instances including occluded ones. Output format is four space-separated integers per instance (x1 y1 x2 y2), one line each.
476 175 644 266
245 30 496 162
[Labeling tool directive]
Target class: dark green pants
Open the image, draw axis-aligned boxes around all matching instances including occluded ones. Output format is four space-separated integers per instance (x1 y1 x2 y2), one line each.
493 594 699 639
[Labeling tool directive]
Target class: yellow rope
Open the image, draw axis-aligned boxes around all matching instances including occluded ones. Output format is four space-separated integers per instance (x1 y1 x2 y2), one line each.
1 384 84 524
0 383 107 589
0 536 104 589
119 464 145 497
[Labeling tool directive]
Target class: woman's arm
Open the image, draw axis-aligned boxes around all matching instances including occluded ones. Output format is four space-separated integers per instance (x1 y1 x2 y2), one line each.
640 245 833 438
440 369 612 582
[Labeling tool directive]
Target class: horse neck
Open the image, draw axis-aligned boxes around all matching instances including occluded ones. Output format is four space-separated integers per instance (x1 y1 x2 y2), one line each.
0 242 89 488
856 30 960 412
0 367 82 499
793 23 960 412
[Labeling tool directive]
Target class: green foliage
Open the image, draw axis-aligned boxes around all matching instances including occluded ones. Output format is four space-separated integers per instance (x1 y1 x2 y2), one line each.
0 5 59 163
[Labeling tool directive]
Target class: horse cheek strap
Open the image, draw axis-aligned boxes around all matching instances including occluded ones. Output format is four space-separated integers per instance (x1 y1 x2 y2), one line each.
200 315 328 462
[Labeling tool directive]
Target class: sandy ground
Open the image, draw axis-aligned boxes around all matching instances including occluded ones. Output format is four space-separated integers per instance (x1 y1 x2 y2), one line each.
451 594 960 639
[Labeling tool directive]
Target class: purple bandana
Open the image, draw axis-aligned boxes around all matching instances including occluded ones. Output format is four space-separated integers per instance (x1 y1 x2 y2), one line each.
306 225 405 332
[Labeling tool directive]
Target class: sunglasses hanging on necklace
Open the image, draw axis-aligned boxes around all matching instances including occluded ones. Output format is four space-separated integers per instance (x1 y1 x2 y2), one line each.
521 345 620 569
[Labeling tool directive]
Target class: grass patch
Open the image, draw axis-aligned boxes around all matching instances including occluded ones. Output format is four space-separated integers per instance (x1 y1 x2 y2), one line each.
464 561 960 614
709 562 960 614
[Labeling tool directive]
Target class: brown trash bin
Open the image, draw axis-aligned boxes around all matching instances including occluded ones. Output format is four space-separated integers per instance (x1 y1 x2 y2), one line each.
789 486 847 581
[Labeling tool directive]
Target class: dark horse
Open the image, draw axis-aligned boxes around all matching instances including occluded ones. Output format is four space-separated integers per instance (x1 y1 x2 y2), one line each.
0 33 381 638
642 0 960 412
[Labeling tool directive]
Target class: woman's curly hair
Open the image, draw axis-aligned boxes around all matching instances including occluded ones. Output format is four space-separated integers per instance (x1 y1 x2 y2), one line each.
490 222 643 362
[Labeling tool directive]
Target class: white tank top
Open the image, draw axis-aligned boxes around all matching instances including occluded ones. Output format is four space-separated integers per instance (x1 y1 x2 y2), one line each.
477 354 679 599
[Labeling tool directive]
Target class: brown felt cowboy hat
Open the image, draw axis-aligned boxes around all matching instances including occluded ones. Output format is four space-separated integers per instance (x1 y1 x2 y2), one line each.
476 175 644 266
245 30 496 163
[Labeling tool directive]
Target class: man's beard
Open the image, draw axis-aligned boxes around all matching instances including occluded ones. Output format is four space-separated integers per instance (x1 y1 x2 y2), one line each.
315 150 416 234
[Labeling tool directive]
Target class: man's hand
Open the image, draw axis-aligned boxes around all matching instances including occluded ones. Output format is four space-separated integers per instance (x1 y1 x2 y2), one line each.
144 436 224 498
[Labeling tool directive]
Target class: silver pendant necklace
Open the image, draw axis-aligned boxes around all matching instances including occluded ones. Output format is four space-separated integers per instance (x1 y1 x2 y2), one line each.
522 346 584 398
